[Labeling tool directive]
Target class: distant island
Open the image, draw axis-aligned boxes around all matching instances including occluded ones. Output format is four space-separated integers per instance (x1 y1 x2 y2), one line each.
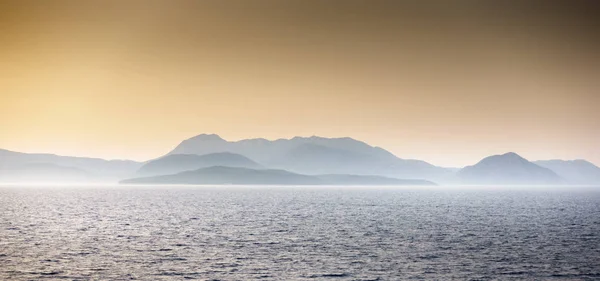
121 166 436 186
1 134 600 186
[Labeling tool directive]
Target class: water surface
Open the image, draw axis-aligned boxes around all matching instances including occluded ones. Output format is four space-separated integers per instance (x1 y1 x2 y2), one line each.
1 185 599 280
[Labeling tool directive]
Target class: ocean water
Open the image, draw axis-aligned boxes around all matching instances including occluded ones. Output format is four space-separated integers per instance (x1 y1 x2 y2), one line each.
1 185 599 280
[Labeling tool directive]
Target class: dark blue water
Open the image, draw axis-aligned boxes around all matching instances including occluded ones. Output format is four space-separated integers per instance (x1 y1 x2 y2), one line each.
1 185 599 280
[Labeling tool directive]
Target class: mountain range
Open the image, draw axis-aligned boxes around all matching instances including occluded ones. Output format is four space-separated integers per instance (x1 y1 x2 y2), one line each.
168 134 451 180
1 134 599 186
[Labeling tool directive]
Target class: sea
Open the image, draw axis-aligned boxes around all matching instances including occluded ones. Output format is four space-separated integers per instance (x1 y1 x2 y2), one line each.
1 185 599 280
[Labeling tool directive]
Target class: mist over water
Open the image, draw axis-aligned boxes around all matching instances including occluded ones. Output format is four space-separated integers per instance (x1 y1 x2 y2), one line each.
1 185 599 280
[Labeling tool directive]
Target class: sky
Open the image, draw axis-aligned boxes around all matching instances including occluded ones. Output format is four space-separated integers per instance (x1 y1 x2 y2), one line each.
0 0 599 167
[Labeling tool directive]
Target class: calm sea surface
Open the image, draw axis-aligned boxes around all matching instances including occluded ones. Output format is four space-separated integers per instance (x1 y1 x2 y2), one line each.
1 185 599 280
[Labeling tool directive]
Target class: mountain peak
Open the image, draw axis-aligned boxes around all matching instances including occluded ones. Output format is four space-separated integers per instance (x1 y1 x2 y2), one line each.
481 152 529 164
500 152 522 158
187 134 225 142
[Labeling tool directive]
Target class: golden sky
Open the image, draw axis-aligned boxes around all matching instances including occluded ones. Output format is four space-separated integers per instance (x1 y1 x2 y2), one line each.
1 1 599 167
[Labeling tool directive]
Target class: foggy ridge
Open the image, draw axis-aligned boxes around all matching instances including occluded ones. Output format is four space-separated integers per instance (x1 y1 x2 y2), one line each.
136 152 263 177
534 159 600 185
0 148 142 182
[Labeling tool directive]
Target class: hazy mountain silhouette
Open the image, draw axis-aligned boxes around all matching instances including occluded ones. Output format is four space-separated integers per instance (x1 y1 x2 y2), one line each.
457 152 564 185
136 152 263 177
0 163 95 183
121 166 436 186
167 134 450 180
0 149 142 182
3 143 597 186
535 160 600 185
122 166 323 185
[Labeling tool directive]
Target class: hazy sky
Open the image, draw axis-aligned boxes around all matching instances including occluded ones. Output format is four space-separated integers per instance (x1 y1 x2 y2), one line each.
1 1 598 167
